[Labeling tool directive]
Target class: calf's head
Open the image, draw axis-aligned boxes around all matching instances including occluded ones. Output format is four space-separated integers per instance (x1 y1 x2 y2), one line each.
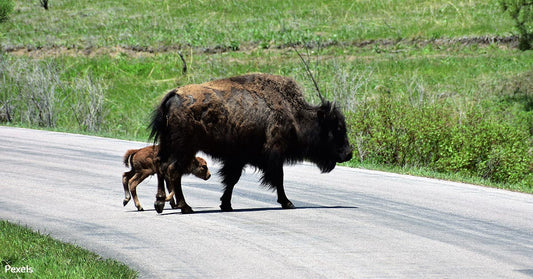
190 157 211 180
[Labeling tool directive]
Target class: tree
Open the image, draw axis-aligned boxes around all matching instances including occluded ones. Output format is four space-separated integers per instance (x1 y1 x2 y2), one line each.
501 0 533 50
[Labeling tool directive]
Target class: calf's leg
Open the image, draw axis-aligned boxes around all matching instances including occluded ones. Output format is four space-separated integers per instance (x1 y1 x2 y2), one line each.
122 170 134 206
129 171 151 211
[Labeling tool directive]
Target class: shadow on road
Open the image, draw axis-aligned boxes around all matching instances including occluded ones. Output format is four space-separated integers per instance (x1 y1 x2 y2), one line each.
156 205 358 215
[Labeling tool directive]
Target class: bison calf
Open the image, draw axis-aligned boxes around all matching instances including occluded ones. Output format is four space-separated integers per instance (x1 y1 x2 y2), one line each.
122 145 211 211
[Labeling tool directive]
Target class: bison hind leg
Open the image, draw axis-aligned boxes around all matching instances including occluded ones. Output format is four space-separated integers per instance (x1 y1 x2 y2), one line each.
219 161 245 212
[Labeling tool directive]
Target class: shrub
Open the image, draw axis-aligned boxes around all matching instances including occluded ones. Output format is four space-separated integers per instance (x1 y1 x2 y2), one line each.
347 86 533 189
500 0 533 50
0 0 14 23
0 55 108 132
435 109 532 185
0 57 64 127
72 75 108 132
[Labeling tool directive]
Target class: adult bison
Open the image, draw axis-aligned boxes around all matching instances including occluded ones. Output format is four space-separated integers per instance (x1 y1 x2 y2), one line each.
150 73 352 213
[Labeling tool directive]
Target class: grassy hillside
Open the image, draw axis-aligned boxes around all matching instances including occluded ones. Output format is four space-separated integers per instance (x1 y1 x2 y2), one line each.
1 1 514 50
1 0 532 192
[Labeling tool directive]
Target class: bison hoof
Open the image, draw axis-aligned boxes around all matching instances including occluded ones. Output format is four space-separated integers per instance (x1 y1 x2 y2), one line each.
281 201 295 209
220 204 233 212
181 206 194 214
154 200 165 213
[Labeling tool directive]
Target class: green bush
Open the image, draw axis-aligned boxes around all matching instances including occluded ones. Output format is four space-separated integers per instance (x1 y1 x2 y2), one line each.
500 0 533 50
435 109 532 185
348 87 533 189
0 0 14 23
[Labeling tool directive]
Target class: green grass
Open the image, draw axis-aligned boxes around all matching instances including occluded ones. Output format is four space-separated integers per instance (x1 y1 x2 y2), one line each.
0 0 516 50
0 220 137 278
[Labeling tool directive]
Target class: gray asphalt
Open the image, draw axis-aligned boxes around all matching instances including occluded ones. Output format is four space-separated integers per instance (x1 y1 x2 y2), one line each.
1 126 532 278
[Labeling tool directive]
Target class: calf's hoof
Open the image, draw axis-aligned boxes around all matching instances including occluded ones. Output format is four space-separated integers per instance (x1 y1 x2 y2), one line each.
123 199 130 206
137 207 144 211
220 203 233 212
281 201 295 209
154 200 165 213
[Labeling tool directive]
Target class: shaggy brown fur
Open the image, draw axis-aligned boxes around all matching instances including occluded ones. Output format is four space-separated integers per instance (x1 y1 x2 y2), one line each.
150 73 352 213
122 145 210 211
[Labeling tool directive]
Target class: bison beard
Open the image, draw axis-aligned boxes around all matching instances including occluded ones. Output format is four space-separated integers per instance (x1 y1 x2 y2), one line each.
150 73 352 213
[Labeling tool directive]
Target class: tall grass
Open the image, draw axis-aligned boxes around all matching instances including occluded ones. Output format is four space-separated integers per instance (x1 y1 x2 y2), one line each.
0 55 108 132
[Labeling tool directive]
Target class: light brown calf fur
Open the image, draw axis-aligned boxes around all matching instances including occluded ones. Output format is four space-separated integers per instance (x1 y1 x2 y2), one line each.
122 145 211 211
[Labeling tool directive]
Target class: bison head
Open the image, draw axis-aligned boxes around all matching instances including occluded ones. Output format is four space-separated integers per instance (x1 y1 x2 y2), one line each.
314 101 353 173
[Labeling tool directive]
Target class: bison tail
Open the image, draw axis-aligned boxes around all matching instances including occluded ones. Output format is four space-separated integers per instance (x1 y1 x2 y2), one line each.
123 149 137 168
149 107 164 145
149 89 177 144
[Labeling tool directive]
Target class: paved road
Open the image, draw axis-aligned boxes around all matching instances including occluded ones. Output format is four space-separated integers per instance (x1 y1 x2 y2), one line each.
1 126 532 278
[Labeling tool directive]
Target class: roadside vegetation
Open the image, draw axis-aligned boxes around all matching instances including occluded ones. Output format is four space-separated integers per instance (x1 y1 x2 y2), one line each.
0 220 137 278
1 0 532 194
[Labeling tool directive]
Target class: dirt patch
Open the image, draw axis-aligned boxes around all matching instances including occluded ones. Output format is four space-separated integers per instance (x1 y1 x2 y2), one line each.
349 35 520 48
6 45 157 59
2 35 520 58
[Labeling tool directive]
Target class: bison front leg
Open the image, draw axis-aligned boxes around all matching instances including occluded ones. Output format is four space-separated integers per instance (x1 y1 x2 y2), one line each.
154 168 168 213
163 161 193 214
169 174 194 214
263 164 295 209
160 173 178 209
